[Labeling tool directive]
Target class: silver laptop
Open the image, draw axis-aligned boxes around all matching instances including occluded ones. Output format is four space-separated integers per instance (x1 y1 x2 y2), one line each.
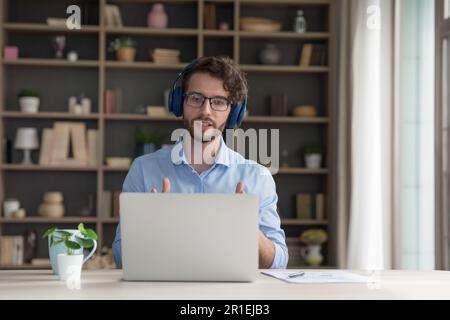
120 193 259 282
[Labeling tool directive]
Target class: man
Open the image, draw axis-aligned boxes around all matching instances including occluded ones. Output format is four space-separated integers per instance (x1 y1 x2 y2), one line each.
113 56 288 269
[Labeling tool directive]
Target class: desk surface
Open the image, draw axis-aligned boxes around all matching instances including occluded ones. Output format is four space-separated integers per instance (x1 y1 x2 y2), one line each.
1 269 450 300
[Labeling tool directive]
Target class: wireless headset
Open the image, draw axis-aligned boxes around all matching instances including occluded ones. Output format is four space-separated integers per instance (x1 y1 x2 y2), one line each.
168 59 247 129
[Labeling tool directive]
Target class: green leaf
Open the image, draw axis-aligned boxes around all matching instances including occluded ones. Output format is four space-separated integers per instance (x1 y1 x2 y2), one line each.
78 223 86 234
51 239 64 247
64 240 81 250
80 227 98 241
42 227 58 238
56 230 72 237
75 236 94 249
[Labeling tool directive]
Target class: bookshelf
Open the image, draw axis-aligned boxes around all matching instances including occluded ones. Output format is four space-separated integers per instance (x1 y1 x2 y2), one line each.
0 0 336 270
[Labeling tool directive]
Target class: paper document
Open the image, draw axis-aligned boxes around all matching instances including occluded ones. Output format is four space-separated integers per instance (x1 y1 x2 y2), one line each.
261 270 371 284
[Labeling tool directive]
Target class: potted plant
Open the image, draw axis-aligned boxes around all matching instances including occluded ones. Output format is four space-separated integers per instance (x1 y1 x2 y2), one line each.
43 223 97 280
299 228 328 266
109 37 137 62
135 127 161 157
18 89 40 113
303 145 323 169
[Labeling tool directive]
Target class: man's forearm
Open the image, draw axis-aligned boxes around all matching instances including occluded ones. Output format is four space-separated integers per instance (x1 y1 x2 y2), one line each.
258 231 275 269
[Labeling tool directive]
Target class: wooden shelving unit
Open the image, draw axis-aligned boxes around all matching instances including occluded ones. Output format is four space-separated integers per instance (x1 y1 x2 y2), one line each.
0 0 336 269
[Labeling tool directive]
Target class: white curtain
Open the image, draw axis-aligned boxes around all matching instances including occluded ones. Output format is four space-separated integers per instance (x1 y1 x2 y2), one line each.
394 0 435 270
338 0 435 270
346 0 393 270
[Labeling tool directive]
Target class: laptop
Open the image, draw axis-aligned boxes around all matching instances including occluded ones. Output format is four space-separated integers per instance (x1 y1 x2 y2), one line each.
120 193 259 282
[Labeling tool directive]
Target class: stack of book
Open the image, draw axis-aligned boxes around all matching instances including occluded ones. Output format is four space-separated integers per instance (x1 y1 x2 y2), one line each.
0 236 24 266
39 122 99 167
204 3 216 29
299 44 328 66
296 193 325 220
104 88 123 114
104 4 123 27
150 48 181 64
101 190 121 218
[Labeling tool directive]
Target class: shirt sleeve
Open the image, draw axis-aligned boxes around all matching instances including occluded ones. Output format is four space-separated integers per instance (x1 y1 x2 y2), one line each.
258 167 289 269
112 157 145 268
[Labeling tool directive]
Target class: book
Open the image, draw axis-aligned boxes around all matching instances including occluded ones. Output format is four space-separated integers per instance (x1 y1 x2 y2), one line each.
39 128 54 165
50 122 71 165
105 5 123 27
87 129 99 166
310 44 327 66
316 193 325 220
113 191 121 217
101 191 112 218
296 193 326 220
204 3 216 29
0 236 24 266
296 194 311 219
299 44 313 66
70 123 88 165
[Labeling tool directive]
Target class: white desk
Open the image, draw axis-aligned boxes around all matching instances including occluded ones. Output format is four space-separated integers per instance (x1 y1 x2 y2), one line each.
1 269 450 300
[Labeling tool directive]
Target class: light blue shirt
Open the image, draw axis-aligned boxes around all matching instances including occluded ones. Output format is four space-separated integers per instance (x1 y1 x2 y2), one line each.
112 136 288 269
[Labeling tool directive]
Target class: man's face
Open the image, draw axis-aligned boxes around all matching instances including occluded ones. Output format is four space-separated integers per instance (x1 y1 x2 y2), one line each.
183 72 231 142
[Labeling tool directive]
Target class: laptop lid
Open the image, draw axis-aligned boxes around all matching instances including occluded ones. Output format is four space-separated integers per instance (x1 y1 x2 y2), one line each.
120 193 259 282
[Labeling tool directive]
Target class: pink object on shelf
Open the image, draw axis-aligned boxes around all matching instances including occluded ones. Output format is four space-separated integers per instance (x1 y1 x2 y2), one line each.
4 46 19 60
147 3 168 29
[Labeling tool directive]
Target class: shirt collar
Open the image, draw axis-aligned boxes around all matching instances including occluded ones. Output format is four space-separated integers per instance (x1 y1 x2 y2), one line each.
172 135 230 168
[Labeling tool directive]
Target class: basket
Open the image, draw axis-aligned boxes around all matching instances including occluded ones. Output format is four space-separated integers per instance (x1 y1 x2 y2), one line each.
240 17 282 32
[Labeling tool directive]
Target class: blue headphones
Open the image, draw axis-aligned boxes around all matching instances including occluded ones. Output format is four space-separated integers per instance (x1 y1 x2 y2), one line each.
168 59 247 129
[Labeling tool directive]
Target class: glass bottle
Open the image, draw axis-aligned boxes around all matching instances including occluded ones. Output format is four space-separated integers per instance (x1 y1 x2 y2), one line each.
293 10 307 33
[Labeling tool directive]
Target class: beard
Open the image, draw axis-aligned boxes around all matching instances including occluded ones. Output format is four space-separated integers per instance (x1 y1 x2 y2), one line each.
183 117 226 143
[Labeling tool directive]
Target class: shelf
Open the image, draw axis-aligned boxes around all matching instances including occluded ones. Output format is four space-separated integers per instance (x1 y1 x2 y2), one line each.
203 30 235 37
103 113 329 124
102 166 328 175
0 217 98 224
240 65 329 73
105 26 198 36
101 218 120 224
239 31 330 39
103 113 180 121
3 58 99 68
245 116 329 124
240 0 330 5
1 164 99 172
3 23 100 33
105 61 188 70
281 219 328 226
277 168 328 174
0 264 51 270
1 111 99 120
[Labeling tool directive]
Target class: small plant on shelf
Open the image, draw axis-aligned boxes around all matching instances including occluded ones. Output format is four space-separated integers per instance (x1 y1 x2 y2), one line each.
109 37 137 62
302 145 323 169
17 89 40 113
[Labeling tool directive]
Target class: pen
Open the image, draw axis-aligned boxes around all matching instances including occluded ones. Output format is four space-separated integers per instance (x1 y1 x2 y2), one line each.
287 272 305 278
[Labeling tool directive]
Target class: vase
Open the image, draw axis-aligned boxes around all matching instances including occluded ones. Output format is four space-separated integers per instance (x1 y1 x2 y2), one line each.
301 244 323 266
305 154 322 169
116 47 136 62
259 44 281 65
147 3 168 29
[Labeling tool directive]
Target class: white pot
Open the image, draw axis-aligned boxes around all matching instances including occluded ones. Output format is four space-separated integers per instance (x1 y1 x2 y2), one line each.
305 154 322 169
19 97 40 113
57 253 83 281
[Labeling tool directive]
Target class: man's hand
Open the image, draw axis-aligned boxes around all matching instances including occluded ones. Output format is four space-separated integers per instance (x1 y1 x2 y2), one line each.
151 177 171 193
235 181 244 193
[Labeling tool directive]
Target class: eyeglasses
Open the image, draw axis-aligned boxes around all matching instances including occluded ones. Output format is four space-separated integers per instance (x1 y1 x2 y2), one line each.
183 92 231 112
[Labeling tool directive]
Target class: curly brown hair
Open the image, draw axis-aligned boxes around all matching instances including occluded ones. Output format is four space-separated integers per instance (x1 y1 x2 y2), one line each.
182 56 248 105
